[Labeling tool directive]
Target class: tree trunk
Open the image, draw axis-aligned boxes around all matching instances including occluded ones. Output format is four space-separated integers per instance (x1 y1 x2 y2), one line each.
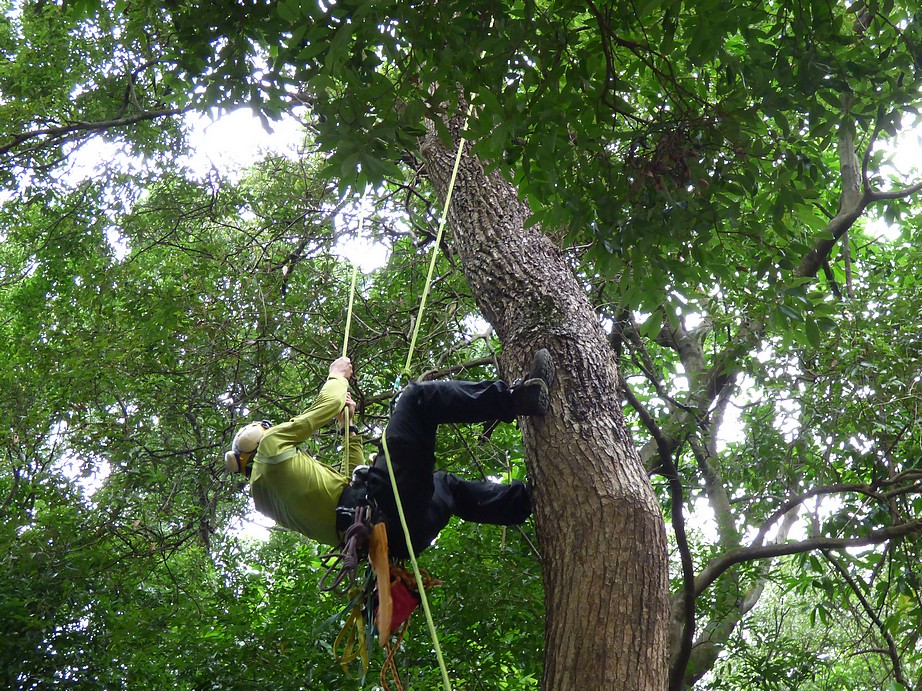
420 125 670 689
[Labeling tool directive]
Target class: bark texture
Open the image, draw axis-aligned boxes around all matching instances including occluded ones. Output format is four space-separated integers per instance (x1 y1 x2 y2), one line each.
420 126 670 690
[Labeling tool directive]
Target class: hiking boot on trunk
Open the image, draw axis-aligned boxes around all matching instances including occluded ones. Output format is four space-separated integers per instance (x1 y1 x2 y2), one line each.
511 349 555 416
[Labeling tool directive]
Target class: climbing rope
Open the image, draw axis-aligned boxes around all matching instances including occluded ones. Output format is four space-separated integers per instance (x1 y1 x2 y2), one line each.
340 208 363 476
335 102 476 691
342 261 359 359
341 260 360 476
375 103 479 691
401 108 472 381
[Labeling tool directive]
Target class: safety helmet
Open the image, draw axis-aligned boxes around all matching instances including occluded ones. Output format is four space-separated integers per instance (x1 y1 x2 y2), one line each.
224 420 272 475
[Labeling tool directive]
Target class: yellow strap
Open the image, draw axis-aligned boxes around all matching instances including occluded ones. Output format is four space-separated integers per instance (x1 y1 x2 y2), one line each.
334 600 369 677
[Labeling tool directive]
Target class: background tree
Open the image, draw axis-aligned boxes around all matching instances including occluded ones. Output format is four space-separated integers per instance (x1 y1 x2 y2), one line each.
4 0 922 689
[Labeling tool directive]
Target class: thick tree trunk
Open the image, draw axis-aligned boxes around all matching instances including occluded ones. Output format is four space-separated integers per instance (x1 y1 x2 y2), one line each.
420 126 670 689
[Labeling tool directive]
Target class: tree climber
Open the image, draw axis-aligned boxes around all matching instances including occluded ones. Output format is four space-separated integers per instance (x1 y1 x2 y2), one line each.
223 350 554 560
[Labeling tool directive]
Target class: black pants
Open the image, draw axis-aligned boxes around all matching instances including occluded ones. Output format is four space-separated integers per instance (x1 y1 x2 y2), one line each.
366 380 532 559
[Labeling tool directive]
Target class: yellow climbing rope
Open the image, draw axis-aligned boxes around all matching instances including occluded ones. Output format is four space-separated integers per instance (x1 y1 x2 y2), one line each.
341 259 360 476
339 103 476 691
378 106 475 691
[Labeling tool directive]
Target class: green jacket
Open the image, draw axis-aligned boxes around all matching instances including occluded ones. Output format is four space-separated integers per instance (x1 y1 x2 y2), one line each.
249 375 365 547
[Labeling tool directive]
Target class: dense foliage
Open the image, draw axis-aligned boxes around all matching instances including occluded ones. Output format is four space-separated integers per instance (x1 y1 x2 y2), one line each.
4 0 922 688
1 146 545 687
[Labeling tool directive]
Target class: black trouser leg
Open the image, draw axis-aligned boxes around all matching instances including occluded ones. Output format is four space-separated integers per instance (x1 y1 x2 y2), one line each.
368 381 524 558
432 472 531 525
385 380 518 450
375 380 518 496
388 472 532 557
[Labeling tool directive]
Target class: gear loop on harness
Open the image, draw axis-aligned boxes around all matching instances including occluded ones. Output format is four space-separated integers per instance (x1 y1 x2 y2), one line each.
320 505 374 594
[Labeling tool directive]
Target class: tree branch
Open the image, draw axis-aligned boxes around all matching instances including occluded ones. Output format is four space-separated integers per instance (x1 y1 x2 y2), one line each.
683 508 799 686
656 312 705 376
751 471 922 550
797 107 922 278
696 519 922 598
796 124 869 278
823 549 909 688
867 179 922 203
0 107 191 156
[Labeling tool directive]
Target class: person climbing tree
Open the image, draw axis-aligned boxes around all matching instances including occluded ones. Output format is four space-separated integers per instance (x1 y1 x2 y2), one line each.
223 349 555 559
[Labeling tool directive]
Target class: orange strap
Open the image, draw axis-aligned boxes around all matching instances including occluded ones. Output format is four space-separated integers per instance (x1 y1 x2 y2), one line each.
369 521 391 645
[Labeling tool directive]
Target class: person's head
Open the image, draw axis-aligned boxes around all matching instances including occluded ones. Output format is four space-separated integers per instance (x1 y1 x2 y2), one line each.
224 420 272 477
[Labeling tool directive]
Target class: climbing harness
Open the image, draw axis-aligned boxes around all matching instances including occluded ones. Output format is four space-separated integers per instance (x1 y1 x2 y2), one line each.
320 458 438 687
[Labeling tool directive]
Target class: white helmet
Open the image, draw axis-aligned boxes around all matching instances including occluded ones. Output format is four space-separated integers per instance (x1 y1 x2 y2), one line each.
224 420 272 475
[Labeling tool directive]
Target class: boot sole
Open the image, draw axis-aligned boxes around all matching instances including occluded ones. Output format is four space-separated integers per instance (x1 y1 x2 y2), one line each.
528 349 555 389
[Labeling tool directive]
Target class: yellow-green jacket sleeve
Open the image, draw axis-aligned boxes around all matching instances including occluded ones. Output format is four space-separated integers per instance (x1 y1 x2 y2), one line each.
257 375 348 462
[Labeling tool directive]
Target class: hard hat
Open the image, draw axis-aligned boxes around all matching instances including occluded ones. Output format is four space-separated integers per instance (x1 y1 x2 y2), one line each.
224 420 272 475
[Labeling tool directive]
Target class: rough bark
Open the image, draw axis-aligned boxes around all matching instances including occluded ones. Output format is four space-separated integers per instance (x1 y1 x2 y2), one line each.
420 124 670 689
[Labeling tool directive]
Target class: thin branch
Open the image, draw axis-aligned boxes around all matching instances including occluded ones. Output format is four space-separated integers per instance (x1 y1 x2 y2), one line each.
417 355 497 381
621 374 671 477
751 471 922 550
751 483 882 549
696 518 922 597
823 549 908 688
0 107 191 156
622 377 696 691
798 106 922 277
842 230 855 298
866 178 922 203
450 425 541 560
796 125 868 278
0 465 21 514
586 0 704 113
861 108 884 194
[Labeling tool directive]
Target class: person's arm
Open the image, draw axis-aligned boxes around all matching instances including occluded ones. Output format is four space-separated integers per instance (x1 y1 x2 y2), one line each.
262 358 354 451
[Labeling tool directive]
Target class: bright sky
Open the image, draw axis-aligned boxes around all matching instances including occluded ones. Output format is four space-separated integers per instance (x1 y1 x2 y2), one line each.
187 109 389 272
64 107 390 270
183 108 306 179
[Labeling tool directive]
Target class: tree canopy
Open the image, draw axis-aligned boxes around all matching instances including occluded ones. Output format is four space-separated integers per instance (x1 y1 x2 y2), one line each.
4 0 922 688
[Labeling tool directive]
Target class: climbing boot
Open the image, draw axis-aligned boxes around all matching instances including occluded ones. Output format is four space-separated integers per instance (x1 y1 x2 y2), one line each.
511 349 555 416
